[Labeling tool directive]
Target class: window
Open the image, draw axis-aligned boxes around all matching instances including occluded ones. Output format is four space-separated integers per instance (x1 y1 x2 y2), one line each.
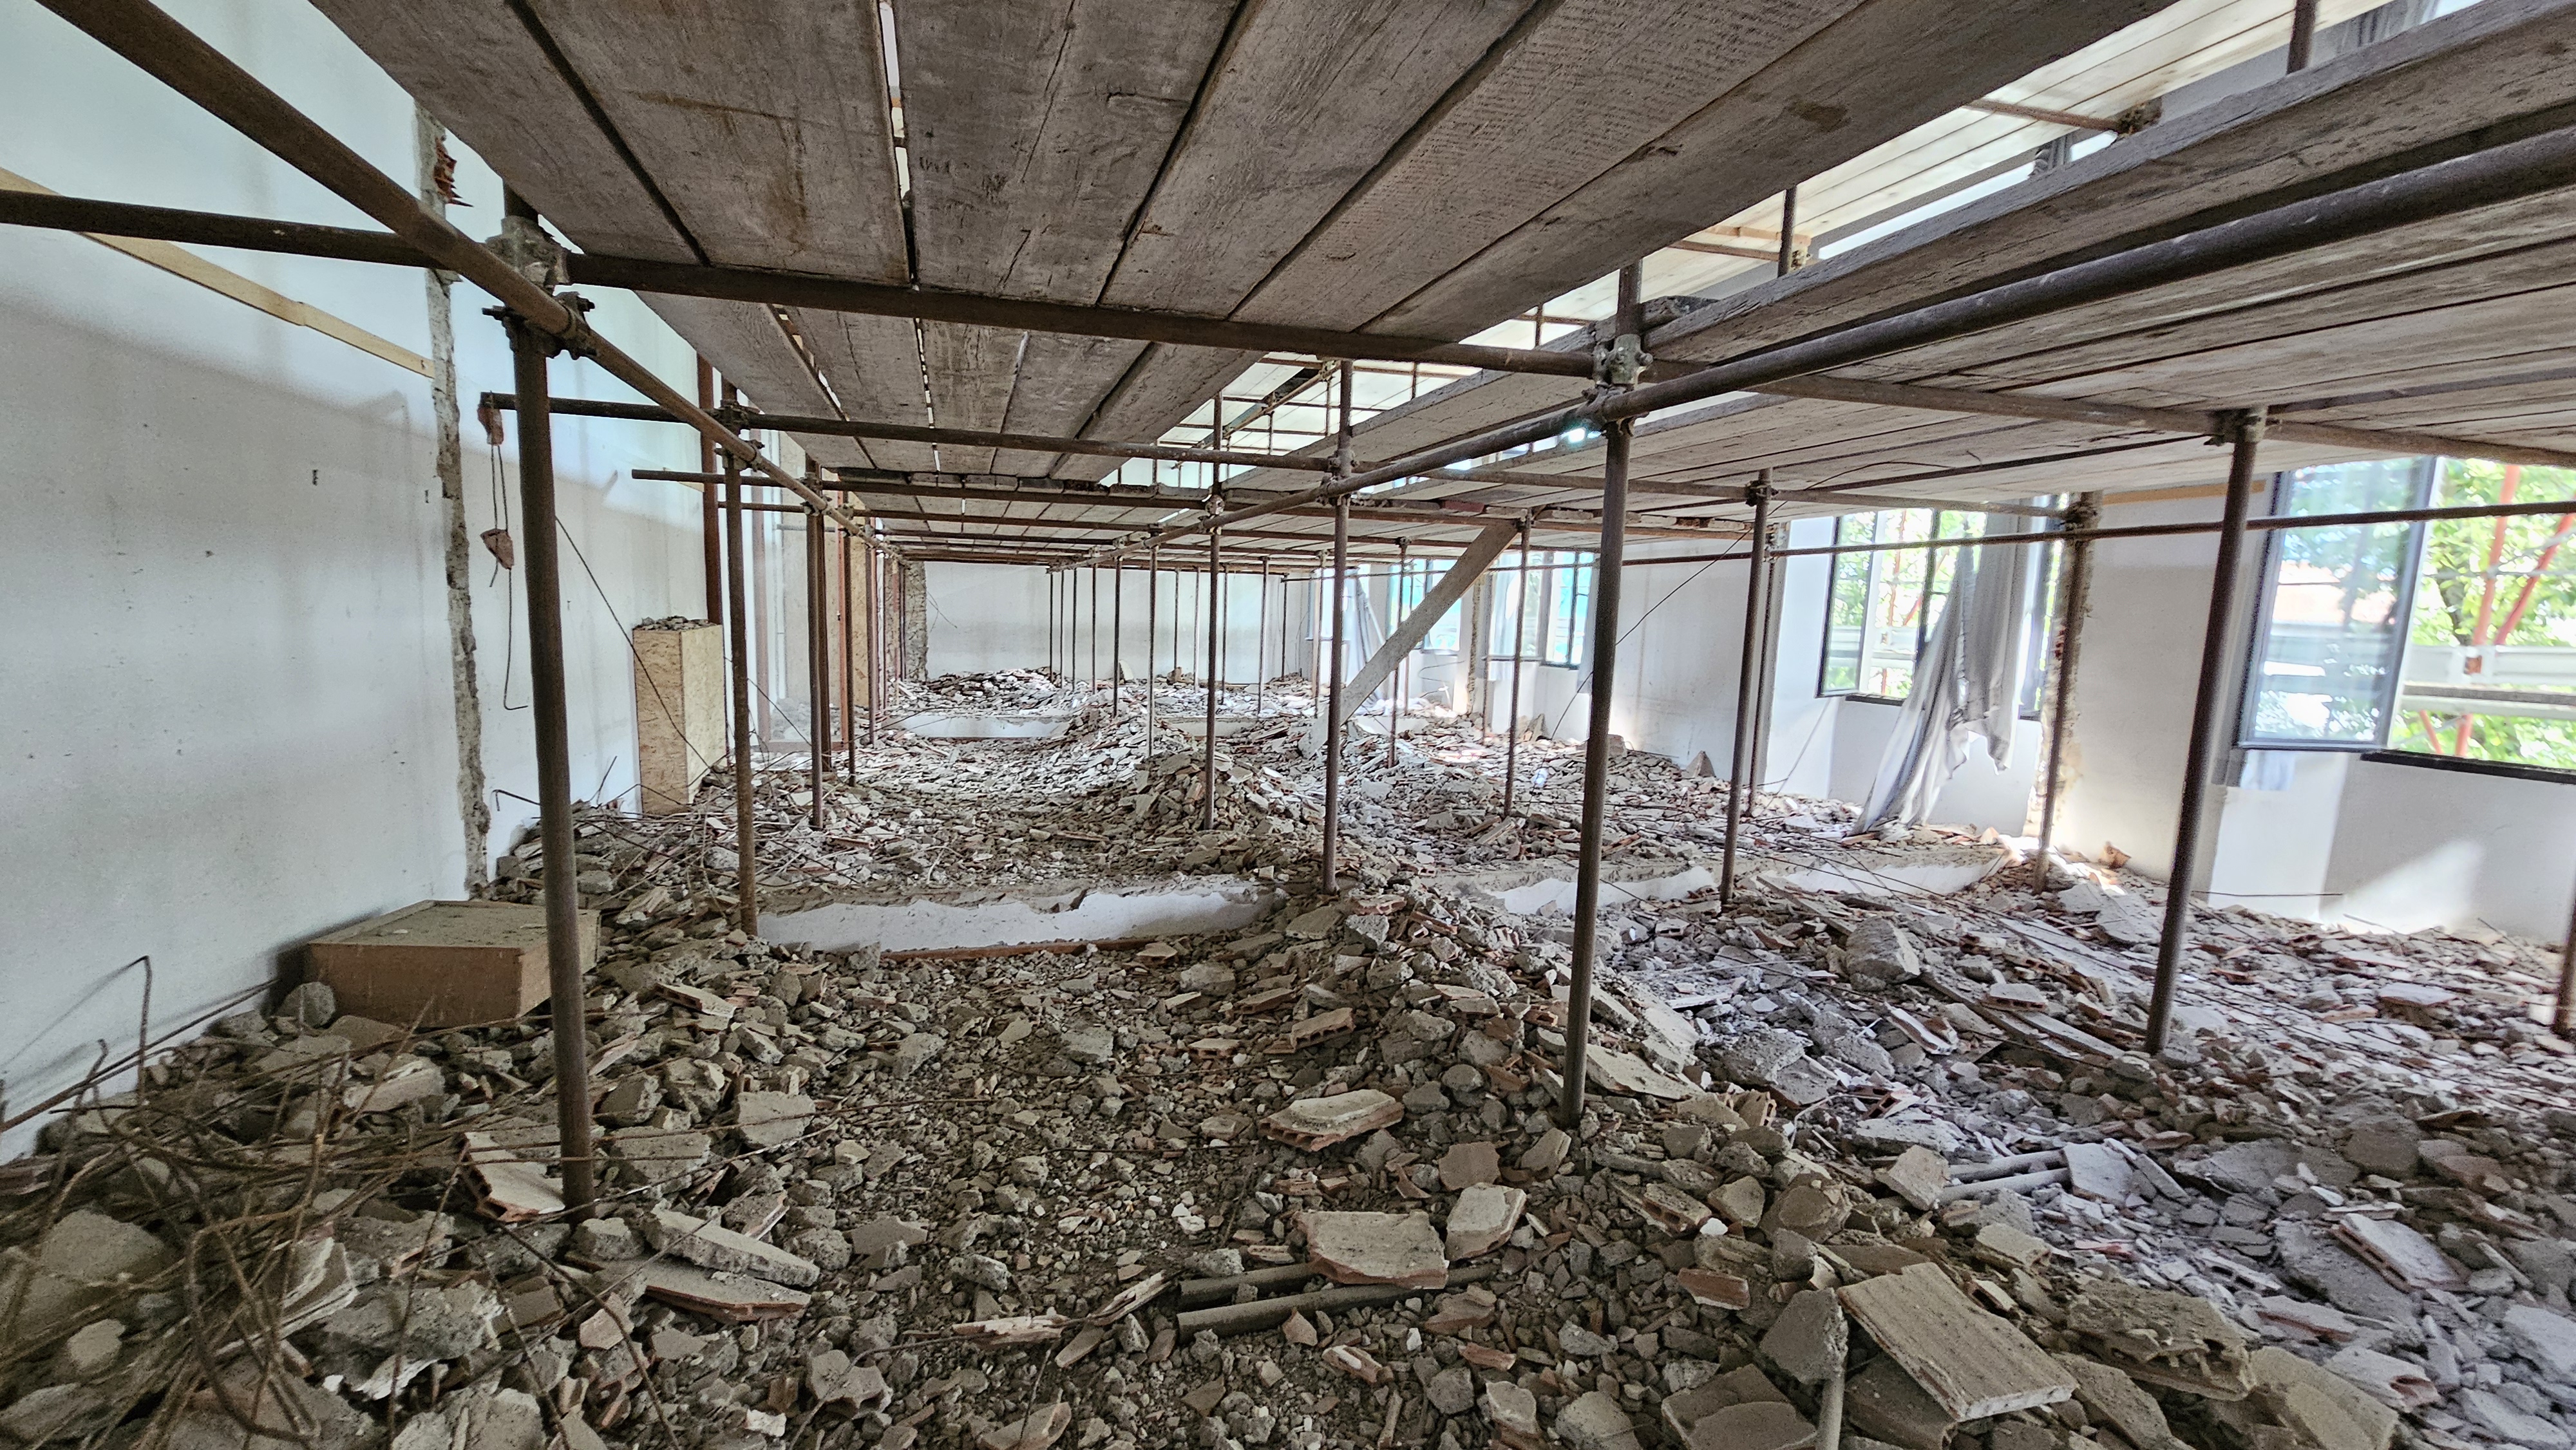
2397 460 2576 767
1392 557 1462 652
2241 458 2576 769
1492 551 1592 666
1820 509 2012 700
2241 460 2430 746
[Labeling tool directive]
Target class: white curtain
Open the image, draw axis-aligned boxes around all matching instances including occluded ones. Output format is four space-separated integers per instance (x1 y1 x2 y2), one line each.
1861 514 2041 829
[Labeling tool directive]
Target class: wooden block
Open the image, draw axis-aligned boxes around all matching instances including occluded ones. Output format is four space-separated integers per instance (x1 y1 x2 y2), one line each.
307 900 595 1029
1839 1263 2074 1421
634 621 725 816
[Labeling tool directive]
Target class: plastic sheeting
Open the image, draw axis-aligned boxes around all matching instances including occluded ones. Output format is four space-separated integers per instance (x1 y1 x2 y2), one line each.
1861 515 2044 829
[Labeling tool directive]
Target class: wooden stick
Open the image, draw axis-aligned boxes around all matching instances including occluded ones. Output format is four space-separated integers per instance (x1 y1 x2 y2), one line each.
1177 1263 1498 1338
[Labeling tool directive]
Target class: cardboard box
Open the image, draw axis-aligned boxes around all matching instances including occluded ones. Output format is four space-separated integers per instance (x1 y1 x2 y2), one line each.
305 899 596 1029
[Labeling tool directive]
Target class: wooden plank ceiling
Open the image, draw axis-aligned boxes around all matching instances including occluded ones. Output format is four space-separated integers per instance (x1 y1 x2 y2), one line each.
312 0 2176 535
1171 0 2576 560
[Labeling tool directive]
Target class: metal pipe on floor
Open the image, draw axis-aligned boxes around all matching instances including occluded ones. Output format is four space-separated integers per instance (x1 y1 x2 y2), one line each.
1203 507 1224 831
2146 410 2268 1055
698 355 722 626
1558 263 1645 1131
1721 473 1777 909
723 429 759 938
1501 528 1531 819
2032 493 2103 879
502 298 596 1214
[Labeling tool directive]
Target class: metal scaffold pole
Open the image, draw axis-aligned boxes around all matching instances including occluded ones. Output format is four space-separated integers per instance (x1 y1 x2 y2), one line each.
502 297 597 1214
2146 410 2268 1055
1557 262 1644 1131
1721 472 1776 909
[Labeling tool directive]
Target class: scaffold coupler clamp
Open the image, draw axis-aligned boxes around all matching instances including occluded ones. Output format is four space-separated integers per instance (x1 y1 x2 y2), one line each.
1595 332 1649 390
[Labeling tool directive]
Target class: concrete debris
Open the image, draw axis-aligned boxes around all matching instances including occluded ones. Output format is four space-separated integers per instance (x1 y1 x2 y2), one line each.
1300 1210 1448 1289
5 686 2568 1450
1840 1263 2074 1419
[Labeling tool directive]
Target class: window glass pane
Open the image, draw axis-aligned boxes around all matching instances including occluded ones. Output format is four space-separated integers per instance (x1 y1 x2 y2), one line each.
2392 460 2576 767
1540 551 1592 665
2240 459 2429 746
1820 515 1871 693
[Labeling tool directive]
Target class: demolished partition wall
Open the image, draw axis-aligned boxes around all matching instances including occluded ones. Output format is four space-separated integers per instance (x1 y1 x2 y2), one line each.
0 2 718 1153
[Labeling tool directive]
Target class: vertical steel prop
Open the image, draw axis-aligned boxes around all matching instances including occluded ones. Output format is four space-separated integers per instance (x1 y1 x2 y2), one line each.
697 355 723 626
1777 186 1799 276
1322 366 1354 893
840 527 856 779
1202 504 1224 830
1088 565 1101 695
723 411 759 937
1721 472 1777 908
2146 410 2268 1055
1255 565 1269 719
1501 525 1531 818
1111 563 1124 719
2287 0 2320 71
804 492 828 832
1146 545 1160 740
1388 541 1409 765
1557 261 1645 1131
864 536 882 745
2557 885 2576 1036
2032 492 2103 879
502 294 597 1213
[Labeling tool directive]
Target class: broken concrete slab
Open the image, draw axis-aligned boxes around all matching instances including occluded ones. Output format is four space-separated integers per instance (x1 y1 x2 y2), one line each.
1302 1211 1448 1290
1845 1356 1956 1450
1554 1389 1643 1450
1437 1140 1499 1189
2056 1352 2186 1450
1444 1184 1525 1263
1760 1289 1848 1388
731 1090 815 1149
1262 1090 1403 1151
2503 1303 2576 1380
641 1209 822 1288
1842 918 1922 988
1839 1264 2074 1420
1875 1147 1949 1211
2061 1142 2132 1202
2064 1277 2253 1400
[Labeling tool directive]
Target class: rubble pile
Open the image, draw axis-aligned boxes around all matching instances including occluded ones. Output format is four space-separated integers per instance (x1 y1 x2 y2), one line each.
10 690 2573 1450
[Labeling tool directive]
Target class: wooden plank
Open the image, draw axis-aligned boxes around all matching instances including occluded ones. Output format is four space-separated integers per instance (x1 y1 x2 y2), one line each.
895 0 1232 480
1046 0 1553 480
793 309 935 472
1649 0 2576 366
526 0 906 278
309 0 693 261
1336 523 1520 722
1368 0 2171 339
1838 1264 2075 1421
640 295 871 471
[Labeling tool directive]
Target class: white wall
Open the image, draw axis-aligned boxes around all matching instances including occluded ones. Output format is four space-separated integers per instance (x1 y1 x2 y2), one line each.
0 1 715 1147
933 562 1319 687
2060 482 2575 939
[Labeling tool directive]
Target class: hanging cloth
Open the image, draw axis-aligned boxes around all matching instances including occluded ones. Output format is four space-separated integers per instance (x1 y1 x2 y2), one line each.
1861 513 2041 829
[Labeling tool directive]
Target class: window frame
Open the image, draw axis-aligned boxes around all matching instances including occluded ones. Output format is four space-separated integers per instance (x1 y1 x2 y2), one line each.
2235 458 2436 753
